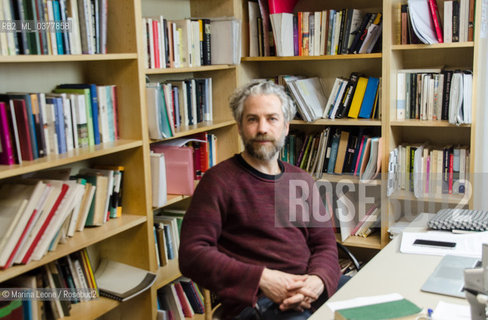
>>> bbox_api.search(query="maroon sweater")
[179,155,340,318]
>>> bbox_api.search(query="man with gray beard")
[179,81,340,320]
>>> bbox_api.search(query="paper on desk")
[432,301,470,320]
[326,293,404,312]
[400,231,488,258]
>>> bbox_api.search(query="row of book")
[400,0,475,45]
[388,144,470,198]
[0,84,119,165]
[1,248,99,320]
[2,247,156,319]
[282,128,382,181]
[153,210,184,267]
[278,73,381,122]
[248,0,383,57]
[146,78,212,139]
[0,0,108,56]
[0,166,123,270]
[151,133,217,207]
[349,203,380,238]
[157,278,205,320]
[142,16,241,68]
[396,69,472,125]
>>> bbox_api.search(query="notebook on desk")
[421,254,481,298]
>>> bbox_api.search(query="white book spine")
[397,72,406,120]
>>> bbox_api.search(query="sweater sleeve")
[178,170,264,307]
[305,184,341,298]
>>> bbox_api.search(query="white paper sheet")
[326,293,404,312]
[400,231,488,258]
[432,301,471,320]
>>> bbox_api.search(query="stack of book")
[142,16,241,68]
[401,0,475,44]
[0,84,119,165]
[157,278,205,320]
[2,248,98,319]
[279,73,381,122]
[153,210,184,267]
[387,144,470,198]
[283,128,382,181]
[0,166,124,269]
[146,78,212,139]
[248,1,382,57]
[396,68,472,125]
[0,0,108,56]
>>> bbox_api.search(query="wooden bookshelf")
[391,42,475,50]
[290,119,382,126]
[145,64,236,74]
[0,140,142,180]
[154,259,182,290]
[390,120,471,127]
[0,53,138,63]
[64,297,120,320]
[385,0,482,248]
[241,53,382,62]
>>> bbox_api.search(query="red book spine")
[12,99,34,161]
[428,0,444,43]
[174,282,193,317]
[448,153,454,194]
[1,208,39,269]
[298,12,303,56]
[152,20,160,69]
[0,102,15,165]
[21,184,69,264]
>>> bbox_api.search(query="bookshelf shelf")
[0,53,138,63]
[0,140,143,180]
[290,119,382,127]
[241,53,382,62]
[155,259,182,290]
[388,190,469,205]
[150,120,236,143]
[336,233,381,250]
[390,120,471,127]
[392,42,475,50]
[64,297,120,320]
[145,64,236,74]
[318,174,381,185]
[0,214,147,283]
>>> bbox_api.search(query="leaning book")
[94,258,156,301]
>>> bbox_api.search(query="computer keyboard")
[428,208,488,231]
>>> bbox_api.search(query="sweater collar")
[235,154,284,180]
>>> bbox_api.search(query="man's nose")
[257,118,269,134]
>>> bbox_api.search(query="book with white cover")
[291,77,327,122]
[94,258,156,302]
[151,152,167,207]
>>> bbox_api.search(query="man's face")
[238,94,289,161]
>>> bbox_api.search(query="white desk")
[311,214,469,319]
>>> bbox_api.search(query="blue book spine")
[88,85,101,144]
[52,0,65,55]
[358,77,380,118]
[53,97,67,154]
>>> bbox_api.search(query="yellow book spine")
[347,77,369,118]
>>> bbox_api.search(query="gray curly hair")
[229,80,296,124]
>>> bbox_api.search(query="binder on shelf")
[94,258,156,302]
[150,145,194,196]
